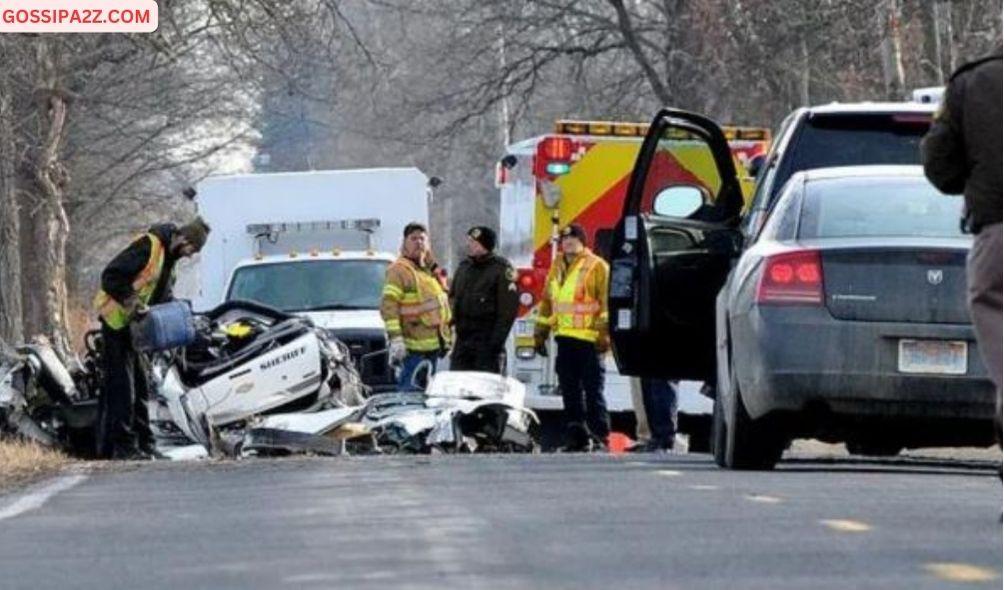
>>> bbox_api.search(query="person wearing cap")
[93,217,211,459]
[449,226,519,373]
[381,222,452,390]
[535,223,612,452]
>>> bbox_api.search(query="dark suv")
[743,102,935,237]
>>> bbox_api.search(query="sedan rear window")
[799,177,965,239]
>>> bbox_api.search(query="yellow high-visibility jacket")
[92,233,166,330]
[380,256,452,352]
[536,248,609,345]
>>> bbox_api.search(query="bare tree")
[0,41,24,346]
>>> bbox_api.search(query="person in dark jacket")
[921,54,1002,445]
[93,219,210,459]
[449,226,519,373]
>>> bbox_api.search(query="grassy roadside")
[0,439,71,492]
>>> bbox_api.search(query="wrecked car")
[1,300,539,459]
[242,371,540,456]
[1,300,364,458]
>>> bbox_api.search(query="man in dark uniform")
[449,226,519,373]
[921,54,1002,445]
[93,218,210,459]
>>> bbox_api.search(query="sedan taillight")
[756,250,823,305]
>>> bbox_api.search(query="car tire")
[712,392,728,467]
[722,362,784,470]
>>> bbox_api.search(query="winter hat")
[559,223,588,244]
[403,222,428,238]
[178,217,211,251]
[467,226,497,252]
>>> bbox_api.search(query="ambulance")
[497,119,769,441]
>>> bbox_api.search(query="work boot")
[139,441,169,460]
[559,423,591,452]
[109,441,152,461]
[630,437,675,453]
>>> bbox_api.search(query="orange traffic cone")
[607,432,634,454]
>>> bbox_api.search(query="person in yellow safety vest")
[534,223,612,452]
[380,222,452,391]
[92,219,210,460]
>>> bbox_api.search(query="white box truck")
[177,167,430,391]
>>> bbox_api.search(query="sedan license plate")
[898,340,967,375]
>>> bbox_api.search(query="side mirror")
[653,185,705,218]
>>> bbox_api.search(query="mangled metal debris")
[1,300,539,460]
[239,373,539,457]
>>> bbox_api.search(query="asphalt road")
[0,452,1000,590]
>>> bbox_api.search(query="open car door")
[609,109,744,381]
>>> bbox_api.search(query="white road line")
[745,494,782,504]
[820,519,872,533]
[655,469,683,477]
[0,473,88,522]
[923,562,997,583]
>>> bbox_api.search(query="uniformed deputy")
[921,54,1002,444]
[93,218,210,459]
[535,223,611,452]
[449,226,519,374]
[380,222,452,391]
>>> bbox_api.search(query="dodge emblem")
[927,269,944,286]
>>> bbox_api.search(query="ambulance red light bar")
[555,119,770,142]
[541,136,573,161]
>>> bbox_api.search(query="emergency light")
[541,137,573,161]
[545,162,571,176]
[555,119,770,142]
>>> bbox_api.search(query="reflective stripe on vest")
[549,254,602,341]
[392,259,452,350]
[93,233,166,330]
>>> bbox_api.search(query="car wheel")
[723,362,784,470]
[845,441,902,457]
[712,392,728,467]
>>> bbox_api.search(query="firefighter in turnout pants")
[381,222,452,391]
[535,223,612,452]
[93,218,210,459]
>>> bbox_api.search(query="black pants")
[642,379,678,447]
[451,336,504,374]
[97,323,152,457]
[556,336,609,442]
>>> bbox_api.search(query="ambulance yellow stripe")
[534,142,640,250]
[533,140,728,251]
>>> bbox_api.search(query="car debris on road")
[1,301,539,460]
